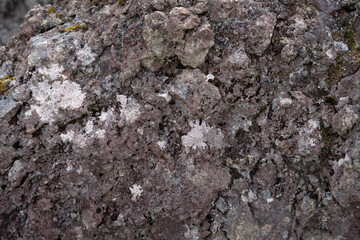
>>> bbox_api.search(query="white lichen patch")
[8,160,23,182]
[61,130,87,148]
[334,41,349,52]
[298,119,321,155]
[325,47,336,60]
[279,97,293,106]
[117,95,141,124]
[99,108,115,123]
[96,129,106,139]
[76,44,97,66]
[61,120,107,148]
[241,189,257,203]
[37,63,66,81]
[184,225,200,240]
[85,120,94,134]
[341,108,359,133]
[182,120,208,150]
[182,120,224,150]
[29,80,86,123]
[130,184,143,201]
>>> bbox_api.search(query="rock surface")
[0,0,360,239]
[0,0,54,46]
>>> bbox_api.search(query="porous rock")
[0,0,359,239]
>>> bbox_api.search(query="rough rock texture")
[0,0,360,239]
[0,0,54,46]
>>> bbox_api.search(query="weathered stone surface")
[0,0,359,239]
[246,13,277,56]
[0,0,53,46]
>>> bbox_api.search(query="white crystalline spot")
[85,120,94,134]
[99,111,109,122]
[38,63,67,81]
[76,166,83,174]
[61,122,107,148]
[66,160,73,172]
[8,160,23,182]
[248,190,257,202]
[241,195,249,203]
[206,73,215,81]
[30,80,86,123]
[116,94,127,105]
[267,198,274,203]
[241,190,257,203]
[99,108,115,126]
[116,95,141,123]
[182,120,209,150]
[158,92,171,102]
[100,5,111,15]
[157,140,167,150]
[61,130,75,142]
[66,164,73,172]
[309,138,316,147]
[76,44,97,66]
[325,48,335,60]
[96,129,106,139]
[137,128,144,135]
[279,98,293,106]
[337,154,351,166]
[130,184,143,201]
[25,110,32,117]
[308,119,319,130]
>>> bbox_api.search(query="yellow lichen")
[345,163,360,173]
[55,14,63,19]
[0,75,16,93]
[63,24,88,32]
[119,0,127,6]
[49,6,56,14]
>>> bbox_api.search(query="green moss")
[328,49,360,88]
[0,75,16,93]
[332,23,359,51]
[119,0,127,6]
[63,24,88,32]
[344,25,358,50]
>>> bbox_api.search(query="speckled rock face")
[0,0,360,239]
[0,0,54,46]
